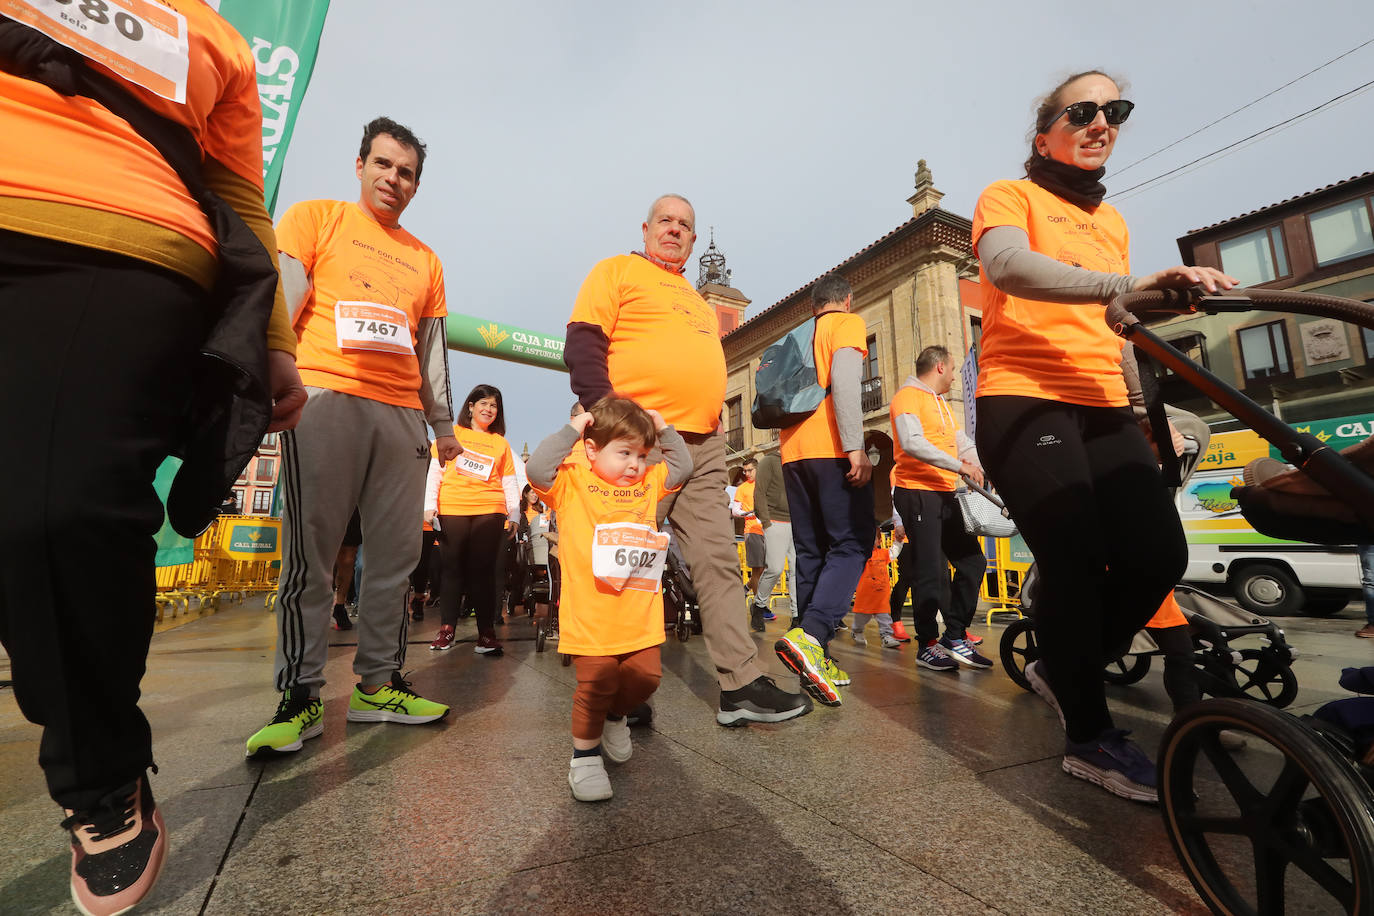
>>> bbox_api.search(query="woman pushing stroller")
[972,69,1236,802]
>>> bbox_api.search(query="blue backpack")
[751,315,833,430]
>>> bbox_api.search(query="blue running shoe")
[915,640,959,672]
[938,635,993,669]
[1062,729,1157,803]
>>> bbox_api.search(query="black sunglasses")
[1047,99,1135,129]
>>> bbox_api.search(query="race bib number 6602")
[592,523,669,594]
[2,0,190,103]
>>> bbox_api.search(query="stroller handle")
[1104,286,1374,532]
[1106,286,1374,333]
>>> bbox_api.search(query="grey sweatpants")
[656,429,764,692]
[753,521,795,614]
[274,388,430,692]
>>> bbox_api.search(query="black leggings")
[976,396,1186,743]
[438,513,506,635]
[889,541,914,622]
[1147,624,1202,712]
[409,530,440,596]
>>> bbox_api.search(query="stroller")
[997,411,1300,711]
[661,524,704,643]
[1001,577,1300,710]
[1106,287,1374,916]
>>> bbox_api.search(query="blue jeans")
[1359,544,1374,624]
[783,458,877,647]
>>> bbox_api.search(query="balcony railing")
[861,377,885,413]
[725,427,744,453]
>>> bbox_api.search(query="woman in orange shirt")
[426,385,521,655]
[971,70,1234,803]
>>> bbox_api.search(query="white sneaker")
[881,634,902,649]
[602,716,632,763]
[568,755,613,801]
[851,629,867,646]
[1025,660,1065,729]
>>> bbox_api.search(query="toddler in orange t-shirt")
[850,533,900,649]
[526,396,693,802]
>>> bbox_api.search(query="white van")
[1178,422,1363,617]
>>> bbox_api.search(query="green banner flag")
[446,313,568,373]
[212,0,331,213]
[155,1,330,567]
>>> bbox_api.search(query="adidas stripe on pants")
[274,387,430,692]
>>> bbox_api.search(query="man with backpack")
[771,274,875,707]
[565,194,812,728]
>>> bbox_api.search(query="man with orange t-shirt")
[247,117,460,760]
[0,4,306,911]
[773,275,876,708]
[732,457,769,630]
[565,194,811,728]
[890,346,991,674]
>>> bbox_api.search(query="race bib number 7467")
[2,0,190,103]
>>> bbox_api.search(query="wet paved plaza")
[3,596,1370,914]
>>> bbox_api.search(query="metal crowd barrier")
[155,514,282,628]
[980,535,1029,625]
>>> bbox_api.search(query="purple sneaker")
[1062,729,1158,803]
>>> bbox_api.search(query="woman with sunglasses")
[971,70,1235,802]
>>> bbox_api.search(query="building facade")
[1163,171,1374,428]
[230,433,282,516]
[715,162,982,493]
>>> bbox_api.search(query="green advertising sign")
[227,524,279,557]
[212,0,331,214]
[1278,413,1374,456]
[446,313,568,373]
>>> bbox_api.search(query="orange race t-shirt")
[435,427,514,516]
[852,543,892,613]
[1146,589,1187,629]
[890,384,961,492]
[971,179,1130,408]
[780,312,868,463]
[532,461,679,656]
[279,200,447,409]
[735,479,764,536]
[569,254,727,433]
[0,0,262,256]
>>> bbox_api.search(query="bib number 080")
[53,0,144,40]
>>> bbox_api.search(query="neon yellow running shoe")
[246,688,322,759]
[824,656,851,687]
[346,672,449,724]
[773,627,841,706]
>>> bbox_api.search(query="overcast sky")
[273,0,1374,454]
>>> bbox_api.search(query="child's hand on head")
[645,409,667,433]
[571,411,594,435]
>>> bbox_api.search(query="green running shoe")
[347,672,449,724]
[246,687,322,759]
[824,656,851,687]
[774,627,841,706]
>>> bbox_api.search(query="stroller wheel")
[560,652,571,667]
[1159,698,1374,916]
[675,622,691,643]
[1102,652,1152,686]
[999,617,1038,691]
[1230,648,1300,709]
[535,620,547,653]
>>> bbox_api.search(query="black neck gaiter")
[1026,155,1106,211]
